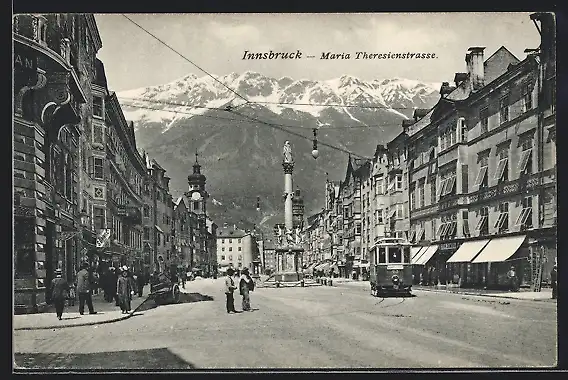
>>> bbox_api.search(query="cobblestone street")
[14,279,557,370]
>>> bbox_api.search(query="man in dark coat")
[551,264,557,299]
[50,268,70,320]
[136,270,145,297]
[76,262,97,315]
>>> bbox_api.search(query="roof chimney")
[466,47,485,91]
[401,119,415,132]
[439,82,456,97]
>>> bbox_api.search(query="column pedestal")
[274,246,304,282]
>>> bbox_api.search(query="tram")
[369,237,413,297]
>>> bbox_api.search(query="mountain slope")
[117,72,441,231]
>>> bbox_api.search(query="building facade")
[143,158,173,274]
[216,226,256,274]
[13,14,101,313]
[101,86,145,273]
[311,13,555,289]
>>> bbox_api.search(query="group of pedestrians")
[224,267,255,313]
[48,262,148,320]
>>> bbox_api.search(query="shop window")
[15,218,35,276]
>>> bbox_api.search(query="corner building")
[406,13,556,289]
[13,14,101,313]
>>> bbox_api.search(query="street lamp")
[311,128,319,159]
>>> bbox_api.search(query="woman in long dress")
[239,267,254,311]
[117,268,133,314]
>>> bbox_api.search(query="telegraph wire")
[230,109,371,160]
[120,101,372,160]
[121,14,250,104]
[119,96,407,130]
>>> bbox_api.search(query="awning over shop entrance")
[411,246,425,261]
[446,239,490,263]
[411,246,428,264]
[472,235,526,264]
[414,245,439,266]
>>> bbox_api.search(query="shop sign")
[14,44,37,74]
[440,242,458,251]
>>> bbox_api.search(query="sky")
[94,13,541,92]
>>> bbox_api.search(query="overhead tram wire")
[120,15,379,160]
[121,14,250,105]
[120,101,371,160]
[230,109,371,160]
[119,96,409,130]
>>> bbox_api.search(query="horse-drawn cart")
[148,272,181,305]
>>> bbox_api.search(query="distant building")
[216,225,257,274]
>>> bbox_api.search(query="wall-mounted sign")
[14,44,37,74]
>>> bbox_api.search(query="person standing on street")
[136,270,145,297]
[180,270,187,289]
[117,268,133,314]
[239,267,254,311]
[225,268,237,313]
[76,262,97,315]
[507,266,518,292]
[551,264,557,299]
[50,268,70,320]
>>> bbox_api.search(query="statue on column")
[283,141,293,163]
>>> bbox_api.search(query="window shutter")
[88,156,94,177]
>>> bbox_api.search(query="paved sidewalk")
[329,278,557,302]
[14,285,151,331]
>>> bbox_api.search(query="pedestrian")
[125,267,136,301]
[117,268,133,314]
[224,267,237,313]
[107,267,118,303]
[239,267,255,311]
[76,262,97,315]
[136,270,145,297]
[551,264,557,299]
[49,268,70,320]
[507,266,518,292]
[181,270,187,289]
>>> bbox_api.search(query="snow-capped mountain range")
[117,71,441,134]
[115,72,441,231]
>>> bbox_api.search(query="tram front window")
[389,247,402,263]
[403,247,411,263]
[378,248,386,263]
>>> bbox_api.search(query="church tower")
[185,152,208,219]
